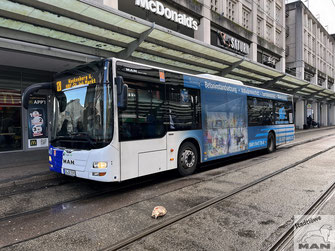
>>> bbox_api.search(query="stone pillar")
[276,50,285,73]
[329,104,335,126]
[249,41,258,62]
[311,70,318,85]
[249,0,258,63]
[195,18,211,44]
[237,1,243,26]
[312,102,318,122]
[295,100,305,129]
[194,0,211,44]
[321,103,328,126]
[296,63,305,80]
[324,76,328,89]
[295,4,304,80]
[103,0,118,9]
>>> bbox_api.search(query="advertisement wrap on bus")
[22,58,294,182]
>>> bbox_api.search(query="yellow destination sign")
[56,73,97,91]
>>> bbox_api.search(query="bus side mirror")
[55,91,67,113]
[115,76,128,110]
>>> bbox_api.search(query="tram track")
[268,181,335,251]
[101,144,335,251]
[1,135,334,249]
[0,139,299,222]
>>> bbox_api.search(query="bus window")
[274,101,293,125]
[166,85,201,131]
[118,80,166,141]
[247,97,274,126]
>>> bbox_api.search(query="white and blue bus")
[23,58,294,182]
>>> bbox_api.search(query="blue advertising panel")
[183,75,293,162]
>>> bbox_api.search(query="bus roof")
[113,58,292,98]
[197,74,244,86]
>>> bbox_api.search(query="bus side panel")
[198,78,249,162]
[166,130,203,170]
[120,137,167,181]
[247,126,268,150]
[247,125,296,151]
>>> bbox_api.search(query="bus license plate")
[64,169,76,176]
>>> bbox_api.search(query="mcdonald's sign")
[0,89,21,106]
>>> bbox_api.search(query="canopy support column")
[117,23,155,59]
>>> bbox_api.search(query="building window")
[265,0,271,15]
[211,0,218,12]
[275,5,281,23]
[275,29,281,46]
[266,23,272,41]
[242,7,250,29]
[226,0,236,21]
[257,17,262,36]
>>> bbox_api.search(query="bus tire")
[177,142,198,176]
[266,132,276,153]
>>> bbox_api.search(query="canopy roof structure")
[0,0,334,102]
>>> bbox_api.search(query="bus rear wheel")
[177,142,198,176]
[266,132,276,153]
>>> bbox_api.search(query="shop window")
[0,89,22,151]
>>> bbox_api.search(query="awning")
[0,0,334,102]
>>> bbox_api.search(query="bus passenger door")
[117,70,167,181]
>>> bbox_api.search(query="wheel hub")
[182,150,195,168]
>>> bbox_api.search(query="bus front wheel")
[177,142,198,176]
[266,132,276,153]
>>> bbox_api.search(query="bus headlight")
[93,162,108,169]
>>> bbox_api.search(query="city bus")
[22,58,294,182]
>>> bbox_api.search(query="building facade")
[106,0,286,71]
[286,0,335,127]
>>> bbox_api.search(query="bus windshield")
[51,62,113,150]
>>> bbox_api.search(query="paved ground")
[0,127,335,250]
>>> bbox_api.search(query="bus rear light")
[170,149,174,152]
[93,162,108,169]
[170,158,174,161]
[49,156,52,162]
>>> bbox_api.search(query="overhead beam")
[306,89,326,100]
[117,23,155,59]
[221,59,244,77]
[261,74,286,88]
[292,84,310,94]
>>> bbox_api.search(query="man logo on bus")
[279,107,286,120]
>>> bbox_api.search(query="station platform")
[1,125,335,190]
